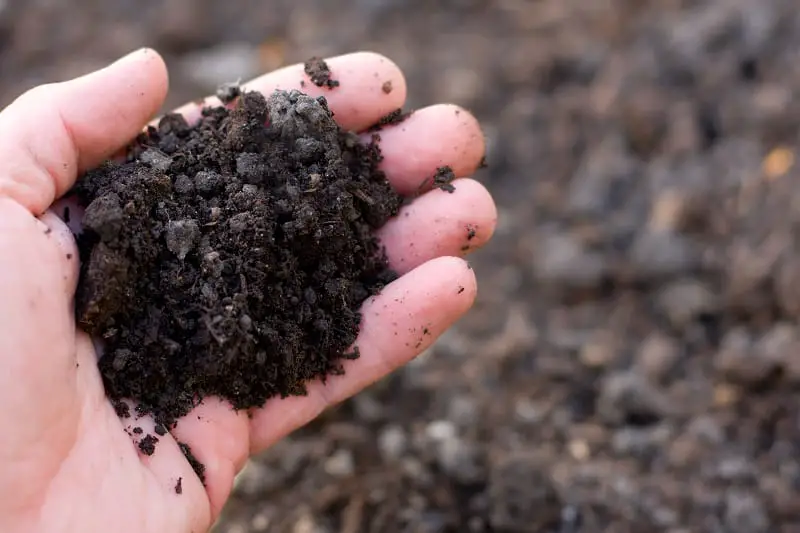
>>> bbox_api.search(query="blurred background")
[4,0,800,531]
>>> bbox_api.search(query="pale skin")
[0,48,497,532]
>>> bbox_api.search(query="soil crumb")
[138,434,159,456]
[368,108,412,132]
[304,57,339,89]
[73,90,403,427]
[433,166,457,193]
[382,80,393,94]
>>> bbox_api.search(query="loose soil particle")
[73,89,403,428]
[432,166,457,193]
[138,434,159,456]
[303,56,339,88]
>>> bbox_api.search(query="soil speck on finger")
[433,166,457,193]
[368,108,413,132]
[304,56,340,88]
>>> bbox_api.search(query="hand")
[0,48,496,532]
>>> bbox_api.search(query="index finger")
[171,51,407,132]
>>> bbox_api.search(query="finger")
[378,179,497,274]
[0,48,168,215]
[168,398,250,521]
[248,256,477,453]
[364,104,485,196]
[172,51,407,132]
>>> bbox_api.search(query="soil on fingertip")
[72,89,403,428]
[368,108,412,132]
[304,56,339,88]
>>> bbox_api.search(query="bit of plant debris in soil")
[304,56,339,88]
[72,89,403,430]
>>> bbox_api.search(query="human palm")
[0,49,496,533]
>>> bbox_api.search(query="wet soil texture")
[73,90,402,427]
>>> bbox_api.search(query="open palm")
[0,49,496,533]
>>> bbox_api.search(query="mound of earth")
[73,89,403,427]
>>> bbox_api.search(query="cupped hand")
[0,48,496,533]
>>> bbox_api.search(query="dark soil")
[432,166,456,193]
[304,56,339,89]
[73,89,402,427]
[5,1,800,531]
[368,108,412,132]
[138,434,159,456]
[180,442,206,484]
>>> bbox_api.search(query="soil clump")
[73,89,403,427]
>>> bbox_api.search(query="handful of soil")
[73,89,403,427]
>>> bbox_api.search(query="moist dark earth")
[3,0,800,532]
[74,89,402,427]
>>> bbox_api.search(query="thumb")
[0,47,168,215]
[0,49,168,505]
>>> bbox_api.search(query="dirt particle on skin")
[154,424,167,436]
[73,90,403,431]
[132,426,143,435]
[304,57,340,89]
[457,286,465,294]
[433,166,457,193]
[175,477,183,495]
[467,225,477,241]
[461,245,471,252]
[44,227,52,235]
[479,155,488,169]
[66,253,73,260]
[138,434,159,456]
[382,80,393,94]
[179,442,206,484]
[369,108,412,132]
